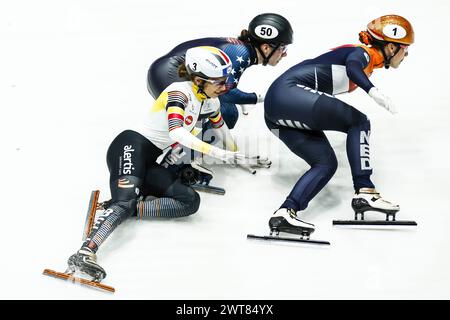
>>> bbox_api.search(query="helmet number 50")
[255,25,279,39]
[260,27,272,36]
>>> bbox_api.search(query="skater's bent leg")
[311,95,375,191]
[271,122,337,211]
[83,176,141,253]
[68,130,159,279]
[82,130,156,252]
[139,182,200,218]
[140,164,200,218]
[283,162,337,211]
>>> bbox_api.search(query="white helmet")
[185,46,232,79]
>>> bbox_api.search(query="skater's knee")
[340,110,370,133]
[316,155,338,177]
[176,187,200,217]
[188,191,201,216]
[118,198,137,211]
[329,154,338,174]
[319,163,337,178]
[329,156,338,175]
[165,180,201,215]
[353,113,370,128]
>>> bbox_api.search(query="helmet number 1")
[383,24,406,39]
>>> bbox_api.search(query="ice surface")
[1,0,450,299]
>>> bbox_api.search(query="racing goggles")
[199,77,228,86]
[399,44,409,53]
[270,44,288,54]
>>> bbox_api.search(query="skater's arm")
[166,99,234,161]
[345,48,375,93]
[219,88,258,104]
[169,126,214,155]
[345,49,397,114]
[208,109,238,152]
[219,44,258,105]
[169,126,237,161]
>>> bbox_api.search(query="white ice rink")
[2,0,450,299]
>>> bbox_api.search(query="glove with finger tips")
[368,87,398,115]
[208,146,239,164]
[255,93,265,104]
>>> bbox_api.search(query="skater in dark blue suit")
[264,15,415,236]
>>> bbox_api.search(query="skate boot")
[67,247,106,281]
[352,188,400,220]
[269,208,315,238]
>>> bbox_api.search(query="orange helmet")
[367,15,414,45]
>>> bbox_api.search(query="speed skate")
[247,233,330,246]
[181,162,226,195]
[42,190,116,293]
[333,188,417,227]
[332,211,417,226]
[191,182,225,195]
[248,208,330,245]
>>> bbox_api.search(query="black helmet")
[248,13,293,46]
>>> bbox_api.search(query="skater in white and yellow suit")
[67,46,245,281]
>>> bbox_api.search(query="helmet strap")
[255,43,279,66]
[196,80,210,98]
[382,43,402,69]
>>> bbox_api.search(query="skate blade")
[83,190,100,241]
[332,220,417,226]
[247,234,330,246]
[43,268,115,293]
[191,184,225,195]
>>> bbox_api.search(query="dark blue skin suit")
[264,45,384,212]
